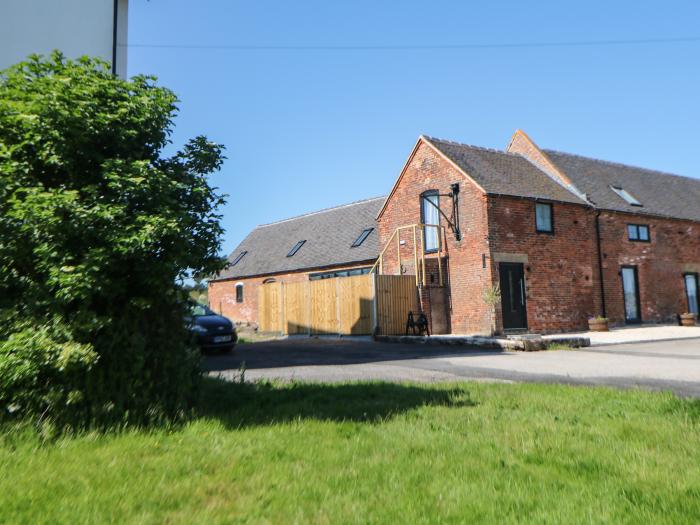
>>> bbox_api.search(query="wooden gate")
[257,274,417,335]
[374,275,420,335]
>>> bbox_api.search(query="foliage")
[0,381,699,523]
[481,283,501,306]
[183,276,208,305]
[589,316,609,322]
[0,52,226,427]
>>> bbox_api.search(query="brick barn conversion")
[209,130,700,335]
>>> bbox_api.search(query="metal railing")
[369,224,446,287]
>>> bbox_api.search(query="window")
[235,283,244,303]
[420,191,440,252]
[610,186,642,206]
[351,228,374,248]
[535,202,553,233]
[627,224,650,242]
[685,273,699,315]
[230,251,247,266]
[308,267,371,281]
[287,240,306,257]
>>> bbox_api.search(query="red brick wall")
[486,196,598,333]
[208,262,373,326]
[598,212,700,325]
[378,140,495,334]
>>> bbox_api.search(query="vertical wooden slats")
[257,274,414,335]
[374,274,420,335]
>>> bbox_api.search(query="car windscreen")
[190,304,215,317]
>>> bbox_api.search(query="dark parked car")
[187,303,237,353]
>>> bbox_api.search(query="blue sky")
[127,0,700,256]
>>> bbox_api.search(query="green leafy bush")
[0,52,226,428]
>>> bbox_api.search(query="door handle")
[520,280,525,306]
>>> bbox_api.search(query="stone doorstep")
[374,334,590,351]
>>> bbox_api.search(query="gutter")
[595,211,607,318]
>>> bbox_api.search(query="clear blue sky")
[127,0,700,256]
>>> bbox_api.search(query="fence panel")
[309,278,339,334]
[257,274,417,335]
[258,282,283,332]
[337,275,375,334]
[375,275,419,335]
[283,281,311,334]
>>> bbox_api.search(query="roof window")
[230,251,247,266]
[351,228,374,248]
[287,240,306,257]
[610,186,642,206]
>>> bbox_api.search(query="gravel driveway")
[204,337,700,398]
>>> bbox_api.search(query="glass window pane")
[638,225,649,241]
[622,268,638,320]
[536,203,552,232]
[422,194,440,251]
[627,225,638,240]
[686,275,699,314]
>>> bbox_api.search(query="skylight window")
[287,240,306,257]
[610,186,642,206]
[351,228,374,248]
[230,251,247,266]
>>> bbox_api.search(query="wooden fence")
[258,274,418,335]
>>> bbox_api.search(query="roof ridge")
[543,148,698,182]
[423,135,522,157]
[256,195,386,228]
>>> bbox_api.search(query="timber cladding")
[257,274,418,336]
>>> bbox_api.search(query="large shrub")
[0,53,226,428]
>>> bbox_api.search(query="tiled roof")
[214,197,384,280]
[424,137,588,205]
[543,150,700,222]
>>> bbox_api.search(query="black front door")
[499,263,527,330]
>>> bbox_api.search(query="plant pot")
[588,319,609,332]
[680,313,697,327]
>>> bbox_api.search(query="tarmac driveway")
[204,337,700,398]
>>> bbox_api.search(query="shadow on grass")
[197,377,476,428]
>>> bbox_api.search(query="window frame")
[420,190,440,254]
[351,228,374,248]
[610,186,643,207]
[287,240,306,257]
[235,283,244,303]
[684,272,699,315]
[627,224,650,243]
[230,251,247,266]
[308,267,371,281]
[535,202,554,234]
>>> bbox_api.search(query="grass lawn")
[1,380,699,524]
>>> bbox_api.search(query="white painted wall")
[0,0,128,78]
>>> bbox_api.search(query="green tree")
[0,52,227,428]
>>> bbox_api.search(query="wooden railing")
[369,224,446,287]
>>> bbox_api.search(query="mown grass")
[1,380,699,524]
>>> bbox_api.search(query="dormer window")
[610,186,642,206]
[230,251,247,266]
[351,228,373,248]
[287,240,306,257]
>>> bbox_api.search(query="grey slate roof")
[424,136,587,205]
[215,197,384,280]
[543,150,700,222]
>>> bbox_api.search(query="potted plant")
[680,313,697,326]
[588,316,609,332]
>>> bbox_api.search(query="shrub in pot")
[588,316,609,332]
[680,313,697,327]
